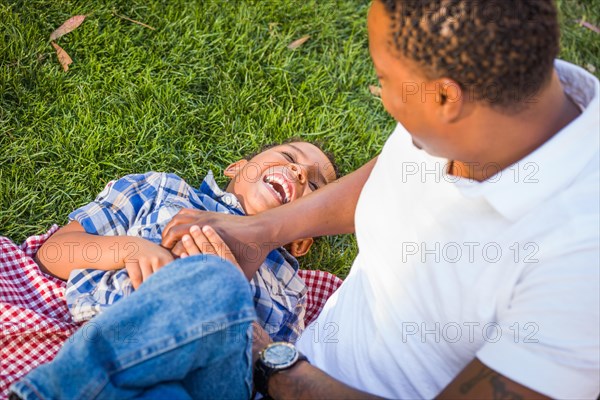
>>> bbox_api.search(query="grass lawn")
[1,0,599,277]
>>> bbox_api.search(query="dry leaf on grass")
[586,63,596,74]
[576,19,600,34]
[268,22,280,37]
[112,11,156,30]
[51,41,72,72]
[287,35,310,50]
[49,15,86,41]
[369,85,382,97]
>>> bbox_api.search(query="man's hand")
[124,238,174,289]
[161,209,278,280]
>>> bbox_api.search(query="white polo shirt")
[296,60,600,399]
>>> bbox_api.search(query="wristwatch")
[253,341,308,397]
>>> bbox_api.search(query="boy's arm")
[37,172,178,284]
[162,157,378,279]
[35,221,173,286]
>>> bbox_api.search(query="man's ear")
[288,238,314,257]
[436,78,465,123]
[224,160,248,178]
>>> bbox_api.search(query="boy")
[35,140,338,342]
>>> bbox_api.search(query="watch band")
[253,351,308,396]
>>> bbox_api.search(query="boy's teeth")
[266,175,291,203]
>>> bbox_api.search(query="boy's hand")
[180,225,244,275]
[162,209,256,257]
[124,238,174,289]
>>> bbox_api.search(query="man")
[163,0,599,398]
[12,0,599,398]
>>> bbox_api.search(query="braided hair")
[380,0,560,112]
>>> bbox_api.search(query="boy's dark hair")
[244,137,340,181]
[380,0,560,112]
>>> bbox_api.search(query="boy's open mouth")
[263,173,293,204]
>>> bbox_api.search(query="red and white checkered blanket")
[0,227,343,396]
[0,226,80,396]
[297,269,343,326]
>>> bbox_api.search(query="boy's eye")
[281,150,319,191]
[281,151,296,163]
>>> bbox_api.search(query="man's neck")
[451,70,581,181]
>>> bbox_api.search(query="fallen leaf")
[576,19,600,34]
[369,85,382,97]
[51,41,72,72]
[112,11,156,30]
[586,63,596,74]
[287,35,310,50]
[268,22,280,37]
[49,15,86,41]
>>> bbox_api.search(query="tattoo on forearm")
[490,376,523,400]
[460,367,523,400]
[459,367,494,394]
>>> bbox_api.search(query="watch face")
[262,342,298,368]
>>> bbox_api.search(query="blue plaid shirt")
[65,171,306,342]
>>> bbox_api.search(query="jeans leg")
[10,255,256,400]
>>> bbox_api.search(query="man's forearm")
[268,361,383,400]
[262,157,378,246]
[160,157,378,277]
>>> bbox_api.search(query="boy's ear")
[288,237,314,257]
[224,160,248,178]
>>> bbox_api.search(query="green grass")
[1,0,598,278]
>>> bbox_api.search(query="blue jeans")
[10,255,256,400]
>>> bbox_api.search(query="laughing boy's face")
[224,142,337,215]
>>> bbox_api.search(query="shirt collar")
[198,170,246,215]
[456,60,600,221]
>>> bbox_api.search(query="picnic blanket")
[0,227,342,396]
[0,225,79,396]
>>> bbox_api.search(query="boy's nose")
[288,163,306,185]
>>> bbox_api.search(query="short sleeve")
[69,172,163,236]
[476,246,600,399]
